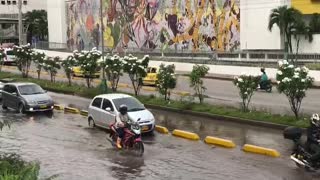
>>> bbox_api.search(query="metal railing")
[32,41,320,62]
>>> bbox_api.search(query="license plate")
[40,105,47,109]
[141,126,149,131]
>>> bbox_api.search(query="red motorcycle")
[108,119,144,156]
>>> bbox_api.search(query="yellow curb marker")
[173,91,191,96]
[172,129,200,141]
[54,104,64,111]
[142,86,157,92]
[64,107,80,114]
[242,144,280,157]
[155,125,169,134]
[204,136,236,148]
[80,110,88,117]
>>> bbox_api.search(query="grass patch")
[306,63,320,71]
[0,71,309,128]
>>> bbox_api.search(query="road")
[2,65,320,115]
[1,92,314,179]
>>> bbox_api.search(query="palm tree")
[24,10,48,43]
[268,6,302,55]
[309,13,320,34]
[290,19,313,65]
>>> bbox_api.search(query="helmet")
[119,104,128,115]
[311,113,320,127]
[260,67,265,73]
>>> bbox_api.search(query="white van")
[4,48,16,65]
[88,94,155,133]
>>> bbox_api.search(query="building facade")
[47,0,320,53]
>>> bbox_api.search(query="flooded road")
[0,93,319,179]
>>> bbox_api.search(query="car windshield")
[113,97,145,112]
[18,84,45,95]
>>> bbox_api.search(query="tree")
[290,19,313,65]
[13,44,33,78]
[73,48,101,88]
[233,74,258,112]
[61,55,76,86]
[157,64,177,101]
[31,51,46,79]
[43,56,61,83]
[268,6,302,56]
[103,54,124,92]
[25,10,48,42]
[189,65,210,103]
[123,54,149,96]
[276,60,313,119]
[309,13,320,34]
[0,48,5,72]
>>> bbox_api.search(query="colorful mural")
[67,0,240,52]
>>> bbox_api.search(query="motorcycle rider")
[115,104,130,149]
[259,67,269,89]
[305,113,320,166]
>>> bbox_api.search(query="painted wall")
[240,0,287,50]
[47,0,67,47]
[291,0,320,14]
[66,0,240,52]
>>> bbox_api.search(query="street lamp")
[99,0,107,93]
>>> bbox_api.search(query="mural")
[67,0,240,53]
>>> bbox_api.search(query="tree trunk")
[68,77,72,86]
[86,78,91,88]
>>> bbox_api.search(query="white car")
[4,48,16,65]
[88,94,155,133]
[0,82,4,100]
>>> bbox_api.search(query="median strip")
[142,86,157,92]
[64,107,80,114]
[242,144,280,157]
[118,83,130,88]
[80,110,88,117]
[204,136,236,148]
[172,91,191,96]
[155,125,169,134]
[172,129,200,141]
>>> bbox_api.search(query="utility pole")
[18,0,23,45]
[99,0,107,93]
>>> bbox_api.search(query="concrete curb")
[64,107,80,114]
[54,104,64,111]
[155,125,169,134]
[204,136,236,148]
[80,110,88,117]
[144,104,289,130]
[242,144,280,157]
[142,86,157,92]
[172,129,200,141]
[172,91,191,96]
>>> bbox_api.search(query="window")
[102,99,114,111]
[18,84,44,95]
[1,1,5,5]
[3,85,16,94]
[6,0,11,5]
[12,0,16,5]
[92,98,102,108]
[113,97,145,112]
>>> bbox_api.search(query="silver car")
[2,83,54,113]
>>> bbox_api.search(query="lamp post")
[99,0,108,93]
[18,0,23,45]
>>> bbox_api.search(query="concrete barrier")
[242,144,280,157]
[155,125,169,134]
[64,107,80,114]
[172,129,200,141]
[54,104,64,110]
[80,110,88,117]
[204,136,236,148]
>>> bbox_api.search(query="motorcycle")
[255,76,272,92]
[109,119,144,156]
[283,126,320,171]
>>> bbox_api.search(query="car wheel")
[88,117,96,128]
[17,103,25,114]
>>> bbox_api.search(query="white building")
[0,0,46,14]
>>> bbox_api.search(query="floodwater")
[0,107,318,180]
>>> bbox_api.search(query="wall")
[47,0,67,48]
[66,0,240,53]
[0,0,46,14]
[291,0,320,14]
[291,34,320,53]
[240,0,288,51]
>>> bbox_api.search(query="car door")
[100,98,116,127]
[90,97,103,126]
[11,86,20,109]
[2,85,13,108]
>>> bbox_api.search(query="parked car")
[71,66,101,78]
[4,48,16,65]
[88,94,155,133]
[2,83,54,113]
[143,66,159,86]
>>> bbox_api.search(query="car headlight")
[28,100,37,105]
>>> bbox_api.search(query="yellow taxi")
[143,66,159,86]
[71,66,101,78]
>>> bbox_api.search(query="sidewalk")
[37,49,320,86]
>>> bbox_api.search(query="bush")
[13,44,33,78]
[189,65,210,103]
[233,73,258,112]
[276,60,313,119]
[156,64,176,101]
[43,56,61,83]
